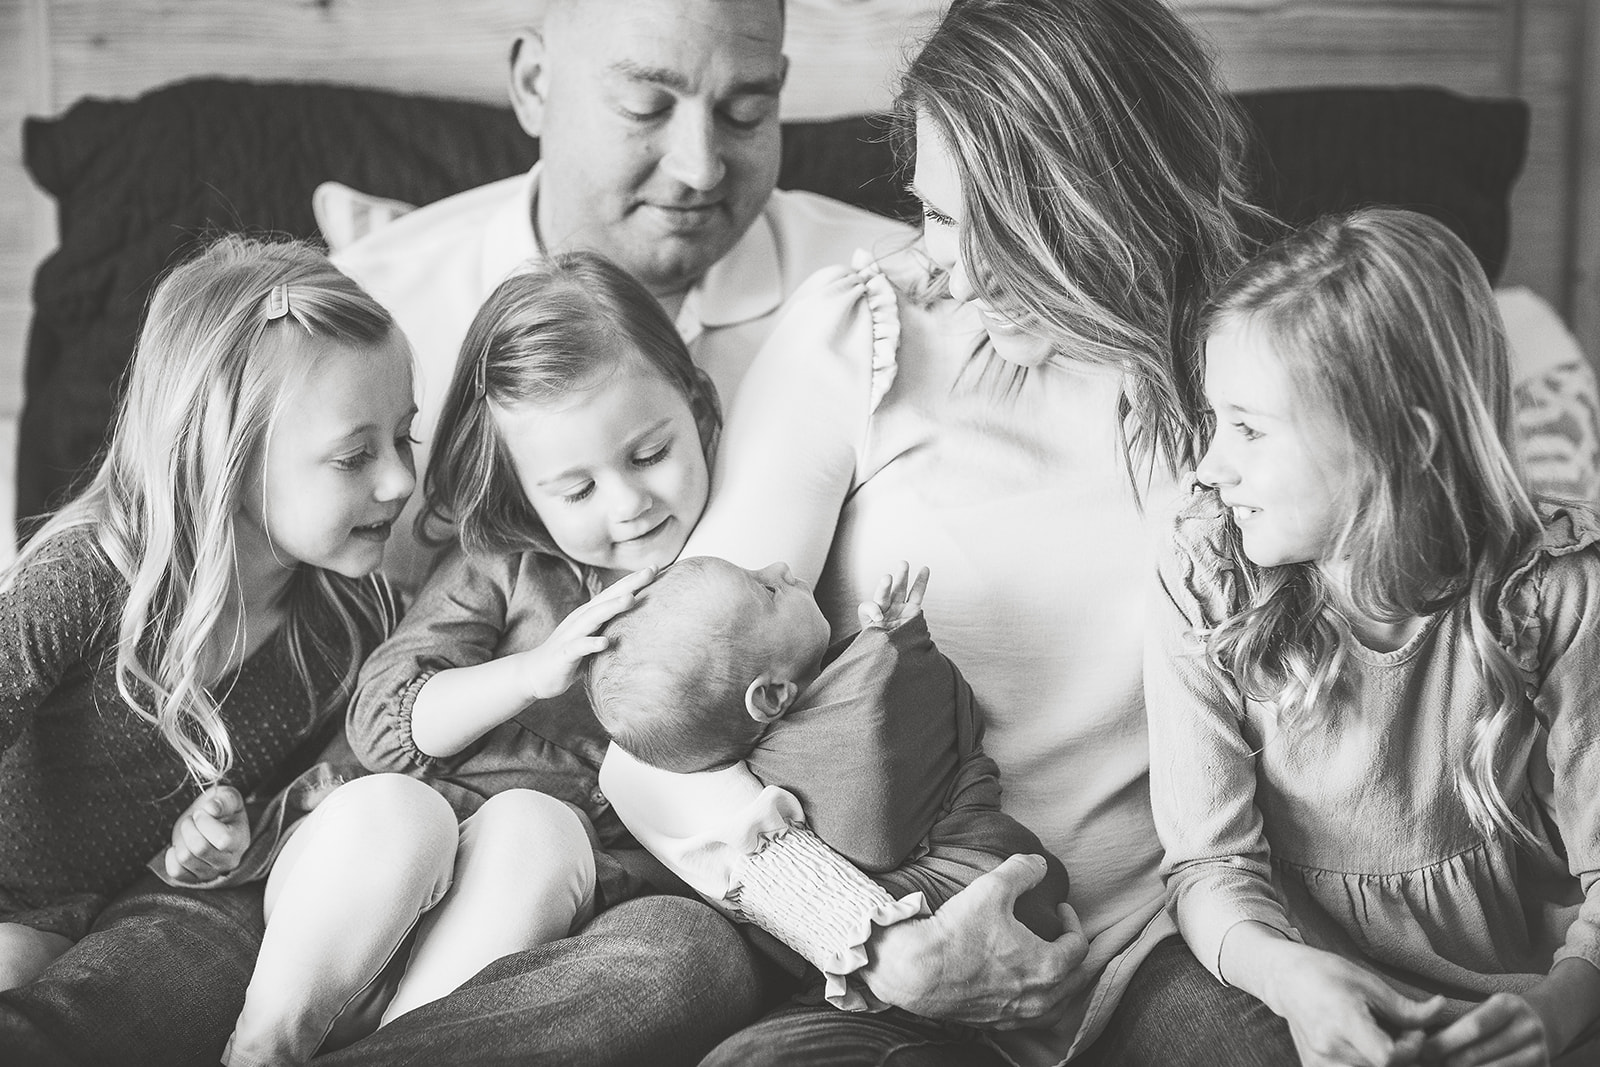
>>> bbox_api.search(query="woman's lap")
[701,936,1295,1067]
[1076,935,1296,1067]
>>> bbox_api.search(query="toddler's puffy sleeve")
[683,255,900,583]
[1145,484,1298,982]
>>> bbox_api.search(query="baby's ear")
[745,675,799,723]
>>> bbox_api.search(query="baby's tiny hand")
[858,562,931,630]
[164,785,249,884]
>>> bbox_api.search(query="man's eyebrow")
[609,60,783,97]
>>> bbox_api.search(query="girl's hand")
[860,854,1091,1028]
[163,786,249,884]
[858,562,931,630]
[1267,947,1447,1066]
[516,566,657,700]
[1420,993,1549,1067]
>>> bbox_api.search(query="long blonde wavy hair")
[1203,208,1543,842]
[6,235,401,788]
[898,0,1264,480]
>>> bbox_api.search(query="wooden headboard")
[3,0,1596,430]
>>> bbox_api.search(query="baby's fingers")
[902,565,931,612]
[868,571,895,610]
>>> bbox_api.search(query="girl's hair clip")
[473,344,489,399]
[265,284,291,322]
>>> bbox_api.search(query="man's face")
[529,0,786,302]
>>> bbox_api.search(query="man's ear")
[745,674,799,724]
[508,31,550,138]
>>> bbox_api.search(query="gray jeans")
[0,874,765,1067]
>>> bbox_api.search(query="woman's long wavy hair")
[1204,208,1542,842]
[420,250,721,561]
[898,0,1264,481]
[6,235,402,788]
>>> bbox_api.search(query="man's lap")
[0,878,764,1067]
[0,873,266,1067]
[699,935,1296,1067]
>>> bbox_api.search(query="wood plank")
[1572,0,1600,362]
[1,0,56,423]
[1188,6,1511,93]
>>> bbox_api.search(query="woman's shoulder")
[752,253,913,416]
[1152,478,1241,627]
[1160,478,1234,567]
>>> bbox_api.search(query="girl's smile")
[237,331,417,582]
[1197,313,1361,572]
[491,352,710,577]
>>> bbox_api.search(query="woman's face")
[911,112,1054,368]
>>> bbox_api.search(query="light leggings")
[222,773,596,1067]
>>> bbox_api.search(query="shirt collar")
[484,165,783,336]
[479,165,543,290]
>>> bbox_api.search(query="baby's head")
[586,556,832,772]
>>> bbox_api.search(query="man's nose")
[660,110,726,192]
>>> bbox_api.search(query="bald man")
[0,4,903,1064]
[336,0,914,588]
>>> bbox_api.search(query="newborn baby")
[586,556,1070,942]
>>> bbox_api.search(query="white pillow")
[313,181,417,253]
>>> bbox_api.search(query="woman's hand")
[860,854,1091,1028]
[1418,993,1548,1067]
[513,565,658,700]
[1264,945,1447,1067]
[163,785,250,884]
[858,562,931,630]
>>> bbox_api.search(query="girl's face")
[911,111,1054,369]
[238,331,418,580]
[1196,314,1362,572]
[493,354,710,576]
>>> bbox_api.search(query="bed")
[3,0,1598,562]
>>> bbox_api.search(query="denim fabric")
[0,882,762,1067]
[0,874,266,1067]
[1074,936,1297,1067]
[700,1002,1007,1067]
[314,894,766,1066]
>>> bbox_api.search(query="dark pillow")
[1235,87,1527,282]
[17,78,1526,536]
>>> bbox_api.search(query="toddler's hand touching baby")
[164,785,250,884]
[518,565,658,700]
[859,562,931,630]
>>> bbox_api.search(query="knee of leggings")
[318,773,458,857]
[469,790,593,866]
